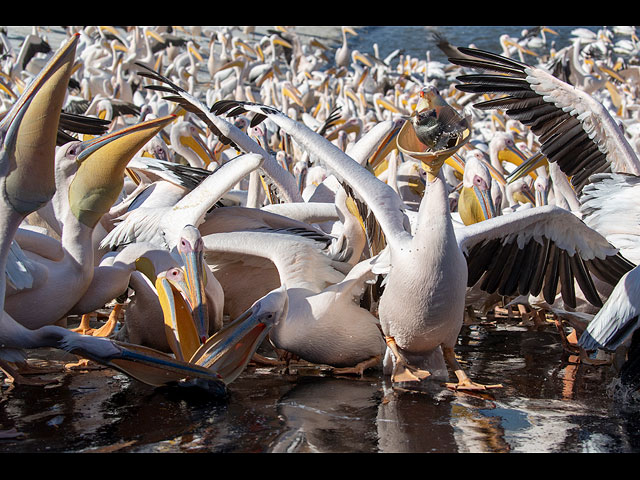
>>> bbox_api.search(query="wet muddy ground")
[2,314,640,453]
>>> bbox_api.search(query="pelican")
[169,120,215,168]
[5,115,175,329]
[100,152,264,251]
[204,96,633,391]
[335,27,357,69]
[202,231,385,374]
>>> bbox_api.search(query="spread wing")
[450,47,640,193]
[457,205,635,308]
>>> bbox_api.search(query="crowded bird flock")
[2,25,640,401]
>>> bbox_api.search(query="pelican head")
[458,155,497,225]
[171,120,213,168]
[1,33,79,215]
[507,177,535,206]
[490,132,532,177]
[66,115,175,228]
[534,174,550,206]
[176,225,209,344]
[156,267,202,362]
[397,86,470,179]
[189,285,289,385]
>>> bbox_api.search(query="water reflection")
[1,322,640,453]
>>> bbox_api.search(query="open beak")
[156,271,202,362]
[1,33,79,215]
[189,286,289,385]
[68,115,175,227]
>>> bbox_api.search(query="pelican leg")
[385,336,432,383]
[442,345,503,391]
[70,313,96,335]
[92,303,123,338]
[553,317,581,355]
[332,355,382,377]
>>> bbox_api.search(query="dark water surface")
[2,319,638,453]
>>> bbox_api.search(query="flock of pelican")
[2,25,640,400]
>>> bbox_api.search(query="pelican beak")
[506,151,547,184]
[156,271,202,362]
[505,38,538,57]
[68,115,175,228]
[235,39,257,57]
[535,185,549,206]
[135,256,157,283]
[353,51,373,67]
[459,178,496,225]
[445,154,466,181]
[179,128,212,166]
[177,235,209,344]
[189,286,289,385]
[145,28,165,44]
[599,64,626,84]
[0,33,79,215]
[542,27,559,36]
[71,335,224,390]
[282,84,304,108]
[189,44,204,63]
[368,119,403,175]
[497,142,532,174]
[272,36,293,50]
[344,27,358,37]
[375,96,401,114]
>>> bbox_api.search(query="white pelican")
[5,115,175,329]
[100,152,264,250]
[169,120,214,168]
[202,231,385,374]
[335,27,358,69]
[203,97,633,392]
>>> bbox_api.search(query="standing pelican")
[205,97,633,391]
[335,27,357,69]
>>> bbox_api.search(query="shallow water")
[2,318,638,453]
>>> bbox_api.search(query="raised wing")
[450,47,640,193]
